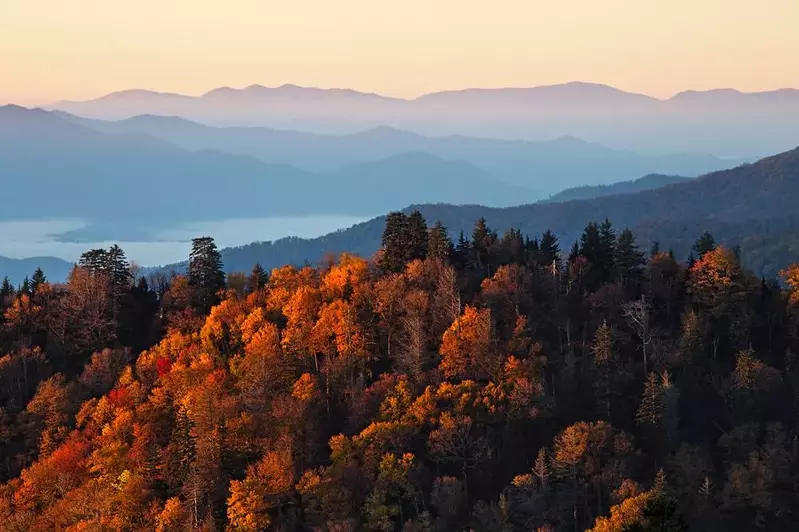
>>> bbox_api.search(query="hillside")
[0,256,73,286]
[57,112,739,193]
[543,174,692,202]
[157,147,799,278]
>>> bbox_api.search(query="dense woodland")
[3,211,799,531]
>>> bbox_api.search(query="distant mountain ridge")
[46,82,799,155]
[543,174,693,203]
[0,105,536,239]
[0,256,73,286]
[56,111,742,194]
[150,147,799,279]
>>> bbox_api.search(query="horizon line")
[40,80,799,107]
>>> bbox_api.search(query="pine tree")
[30,268,46,294]
[692,232,716,259]
[0,277,14,300]
[592,321,615,419]
[106,245,132,293]
[428,221,453,263]
[188,236,226,312]
[539,230,560,266]
[248,263,268,293]
[471,218,495,274]
[79,248,109,273]
[636,372,664,427]
[615,228,646,285]
[453,230,471,270]
[378,212,410,273]
[19,276,31,296]
[406,209,429,262]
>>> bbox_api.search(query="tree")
[0,276,14,301]
[406,209,429,263]
[187,236,225,312]
[592,321,616,419]
[623,296,654,374]
[692,232,716,259]
[247,262,268,293]
[379,212,410,273]
[30,268,47,294]
[539,230,561,267]
[579,222,613,290]
[439,306,495,381]
[428,221,453,263]
[615,229,645,285]
[19,277,31,296]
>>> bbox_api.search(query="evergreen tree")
[79,248,109,273]
[471,218,496,274]
[428,221,453,263]
[106,245,132,293]
[453,230,471,270]
[692,232,716,259]
[568,240,580,263]
[406,209,429,262]
[248,263,268,293]
[188,236,226,312]
[636,372,664,427]
[615,228,646,285]
[599,218,617,281]
[378,212,409,273]
[30,268,46,294]
[539,230,560,266]
[19,276,31,296]
[499,228,524,265]
[0,276,14,300]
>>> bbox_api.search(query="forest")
[2,210,799,531]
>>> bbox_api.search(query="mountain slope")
[58,112,741,193]
[0,106,535,239]
[46,82,799,155]
[157,147,799,278]
[0,256,74,286]
[543,174,693,202]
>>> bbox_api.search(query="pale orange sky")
[1,0,798,105]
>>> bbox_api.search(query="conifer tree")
[692,232,716,259]
[453,230,472,270]
[106,245,132,294]
[248,263,268,293]
[188,236,226,312]
[616,228,646,285]
[0,276,14,300]
[19,276,31,296]
[79,248,109,273]
[30,268,46,294]
[428,221,453,263]
[406,209,429,262]
[636,372,664,427]
[378,211,410,273]
[539,230,561,266]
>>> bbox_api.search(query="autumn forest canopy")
[4,210,799,531]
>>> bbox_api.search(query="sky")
[2,0,798,105]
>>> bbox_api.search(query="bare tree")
[622,295,654,374]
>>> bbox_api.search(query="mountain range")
[0,105,537,239]
[152,146,799,280]
[0,105,741,242]
[47,82,799,156]
[543,174,693,203]
[56,113,738,193]
[6,145,798,285]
